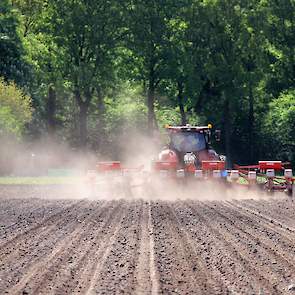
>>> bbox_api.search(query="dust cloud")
[0,133,280,201]
[84,175,277,202]
[82,129,274,202]
[0,135,98,176]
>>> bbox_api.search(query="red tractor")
[152,124,226,178]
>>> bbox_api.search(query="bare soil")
[1,185,295,294]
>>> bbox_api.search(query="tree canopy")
[0,0,293,166]
[0,0,30,85]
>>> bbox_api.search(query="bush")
[0,77,32,138]
[264,89,295,163]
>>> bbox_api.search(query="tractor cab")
[167,125,210,153]
[156,124,221,172]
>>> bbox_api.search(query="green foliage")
[101,84,147,155]
[105,86,147,130]
[0,0,31,85]
[264,0,295,95]
[155,106,181,128]
[49,0,122,89]
[264,89,295,163]
[0,77,32,137]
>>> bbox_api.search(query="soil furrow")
[52,200,127,295]
[0,201,101,293]
[185,201,272,294]
[86,200,142,294]
[0,200,82,249]
[148,201,160,295]
[30,201,123,295]
[133,201,152,294]
[214,202,295,283]
[235,199,295,226]
[6,201,109,295]
[200,201,289,294]
[152,201,205,295]
[132,200,160,295]
[1,187,295,294]
[0,199,76,239]
[188,201,282,294]
[224,201,295,248]
[227,200,295,236]
[172,201,238,294]
[168,202,228,294]
[0,200,88,266]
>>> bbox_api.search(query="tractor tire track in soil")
[1,189,295,294]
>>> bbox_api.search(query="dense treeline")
[0,0,294,166]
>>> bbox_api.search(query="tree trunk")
[223,93,232,167]
[95,87,105,150]
[147,81,156,133]
[79,103,88,147]
[97,88,105,116]
[47,84,56,137]
[177,81,186,125]
[248,82,254,163]
[194,80,212,113]
[74,88,91,148]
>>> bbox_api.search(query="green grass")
[0,176,81,185]
[236,175,288,185]
[230,176,267,185]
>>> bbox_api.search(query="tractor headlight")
[184,152,196,165]
[219,155,226,161]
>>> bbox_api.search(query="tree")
[263,89,295,164]
[263,0,295,96]
[124,0,182,132]
[160,4,191,125]
[0,77,32,137]
[178,0,269,165]
[12,0,69,138]
[0,0,30,85]
[49,0,123,147]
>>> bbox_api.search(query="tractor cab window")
[170,132,206,153]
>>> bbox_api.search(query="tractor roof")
[165,124,211,132]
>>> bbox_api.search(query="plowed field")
[1,185,295,294]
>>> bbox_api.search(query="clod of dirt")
[288,284,295,291]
